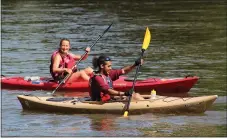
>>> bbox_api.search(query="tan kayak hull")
[17,95,217,114]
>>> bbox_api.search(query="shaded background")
[1,0,226,137]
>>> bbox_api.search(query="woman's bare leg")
[83,67,93,75]
[67,67,93,82]
[66,72,82,83]
[79,70,90,81]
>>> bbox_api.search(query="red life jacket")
[50,50,76,81]
[89,73,112,102]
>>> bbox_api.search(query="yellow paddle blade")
[123,111,128,117]
[142,27,151,50]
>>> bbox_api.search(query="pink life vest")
[50,50,76,80]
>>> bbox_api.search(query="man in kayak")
[50,38,93,82]
[89,55,144,102]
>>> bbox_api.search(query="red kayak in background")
[1,75,199,97]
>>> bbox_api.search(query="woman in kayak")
[89,55,144,102]
[50,38,93,82]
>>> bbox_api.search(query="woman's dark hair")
[59,38,70,46]
[92,55,111,69]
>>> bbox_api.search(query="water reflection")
[89,114,116,131]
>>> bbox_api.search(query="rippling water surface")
[1,0,226,137]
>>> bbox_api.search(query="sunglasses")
[105,57,111,61]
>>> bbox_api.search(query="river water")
[1,0,226,137]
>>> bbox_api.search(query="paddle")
[123,27,151,117]
[51,23,113,95]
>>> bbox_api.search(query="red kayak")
[1,75,198,97]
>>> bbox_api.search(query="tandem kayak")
[1,76,199,97]
[17,94,217,114]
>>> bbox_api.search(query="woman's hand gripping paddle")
[51,23,113,95]
[123,27,151,117]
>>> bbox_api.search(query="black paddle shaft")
[51,23,113,95]
[71,22,113,71]
[124,49,145,111]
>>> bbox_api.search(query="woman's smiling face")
[59,40,70,54]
